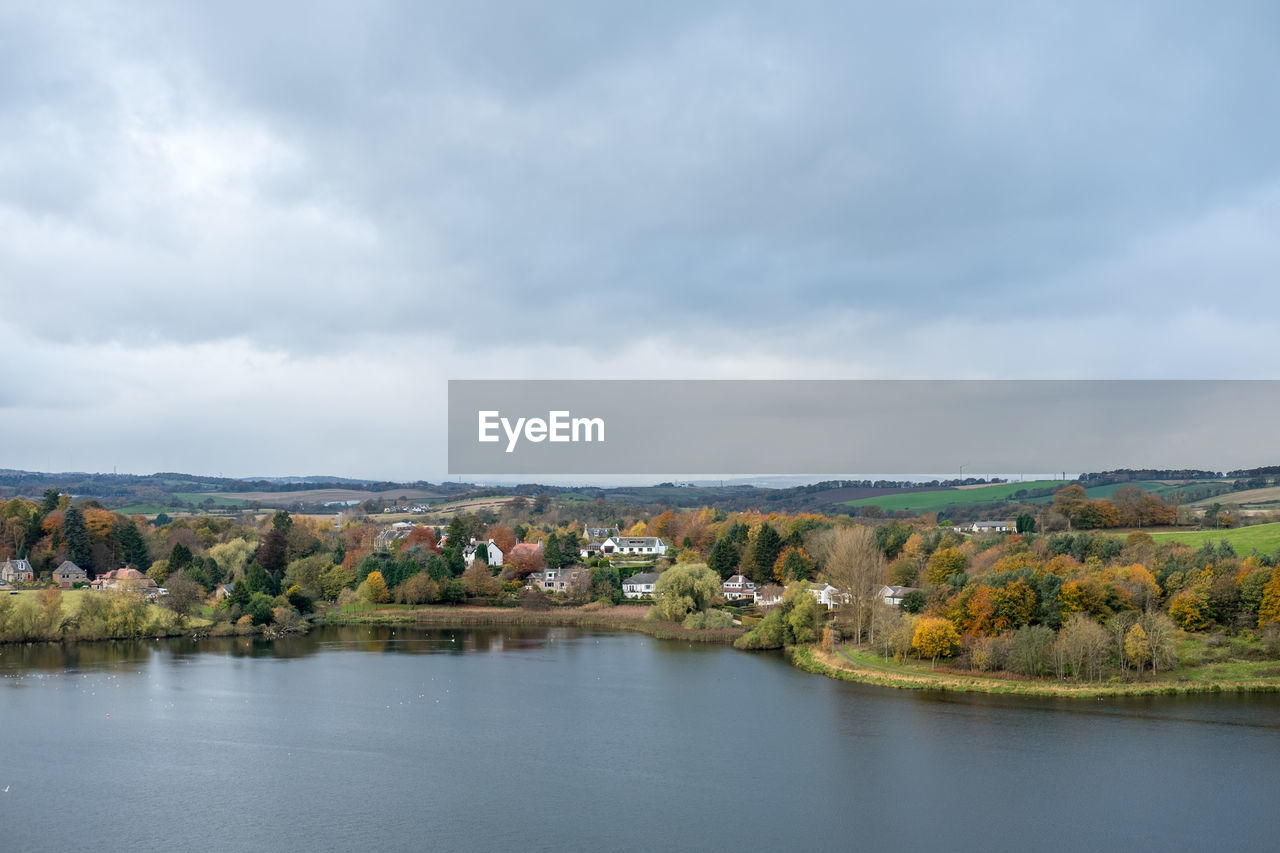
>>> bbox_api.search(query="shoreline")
[789,645,1280,698]
[320,604,744,644]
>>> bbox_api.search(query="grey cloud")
[2,1,1279,358]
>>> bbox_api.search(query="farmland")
[1149,521,1280,554]
[843,480,1069,512]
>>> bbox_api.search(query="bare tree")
[820,526,886,645]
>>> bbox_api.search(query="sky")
[2,1,1278,481]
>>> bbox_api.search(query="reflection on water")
[0,624,611,675]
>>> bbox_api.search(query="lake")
[2,625,1278,852]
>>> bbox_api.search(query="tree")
[773,547,813,583]
[1168,588,1211,631]
[1258,567,1280,626]
[461,560,499,597]
[1125,623,1151,678]
[649,564,722,622]
[1015,513,1037,534]
[708,536,740,579]
[750,525,783,585]
[63,506,92,569]
[115,519,152,572]
[925,546,965,587]
[913,617,960,668]
[162,571,206,626]
[543,533,562,570]
[360,570,390,605]
[821,526,886,644]
[1058,613,1109,681]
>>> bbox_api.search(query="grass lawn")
[1149,521,1280,554]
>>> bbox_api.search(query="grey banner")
[448,380,1280,475]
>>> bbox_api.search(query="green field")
[844,480,1069,512]
[1149,521,1280,554]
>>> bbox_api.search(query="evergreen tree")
[169,543,193,572]
[708,536,740,579]
[115,519,153,571]
[751,525,784,585]
[41,488,61,514]
[544,533,562,569]
[64,506,92,569]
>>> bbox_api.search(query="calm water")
[2,626,1278,852]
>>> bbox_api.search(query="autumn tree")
[462,560,500,597]
[1125,623,1151,678]
[925,546,965,587]
[913,617,960,668]
[1257,568,1280,626]
[359,570,390,605]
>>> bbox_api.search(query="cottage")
[601,537,669,557]
[622,571,661,599]
[1,558,35,585]
[52,560,89,589]
[583,526,619,541]
[721,574,757,602]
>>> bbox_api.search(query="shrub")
[682,609,734,630]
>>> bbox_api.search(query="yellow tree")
[925,547,966,587]
[1125,623,1151,678]
[360,570,390,605]
[913,617,960,668]
[1258,567,1280,626]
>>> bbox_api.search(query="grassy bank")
[321,604,744,643]
[790,644,1280,698]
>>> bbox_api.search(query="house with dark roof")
[463,538,504,568]
[722,574,756,602]
[622,571,661,598]
[1,558,34,585]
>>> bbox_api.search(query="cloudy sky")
[2,1,1278,480]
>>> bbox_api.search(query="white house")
[954,520,1013,534]
[463,538,504,568]
[804,582,841,610]
[602,537,669,556]
[622,571,661,598]
[878,585,920,607]
[722,574,756,602]
[753,584,784,608]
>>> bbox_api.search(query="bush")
[247,593,276,626]
[735,609,788,650]
[682,609,734,630]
